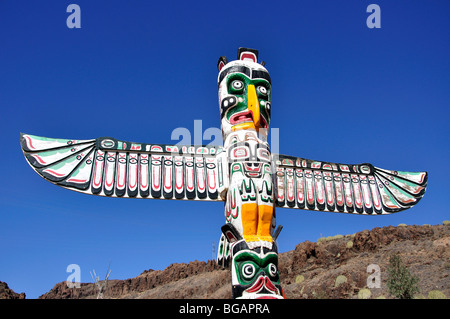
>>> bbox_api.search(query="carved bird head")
[217,48,271,141]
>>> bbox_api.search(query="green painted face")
[223,72,271,130]
[217,48,272,139]
[234,250,279,286]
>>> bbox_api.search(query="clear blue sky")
[1,1,449,299]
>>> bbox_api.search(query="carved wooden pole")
[20,47,428,300]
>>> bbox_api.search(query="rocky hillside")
[280,223,449,299]
[0,281,26,299]
[3,223,449,299]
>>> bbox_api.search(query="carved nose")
[247,85,260,128]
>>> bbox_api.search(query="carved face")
[217,56,271,140]
[230,240,283,299]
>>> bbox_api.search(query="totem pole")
[20,48,428,299]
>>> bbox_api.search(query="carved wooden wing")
[20,133,226,202]
[272,154,427,214]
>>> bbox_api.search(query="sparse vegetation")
[386,254,420,299]
[334,275,347,288]
[443,220,450,226]
[295,275,304,284]
[312,289,328,299]
[346,241,353,249]
[358,288,371,299]
[317,234,345,243]
[427,290,446,299]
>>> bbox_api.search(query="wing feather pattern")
[21,133,225,202]
[272,154,427,214]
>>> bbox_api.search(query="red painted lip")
[229,110,268,128]
[230,110,254,124]
[246,276,278,294]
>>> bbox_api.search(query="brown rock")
[0,281,26,299]
[34,224,449,299]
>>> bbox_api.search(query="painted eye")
[258,86,268,95]
[231,80,244,91]
[268,263,277,277]
[242,263,256,279]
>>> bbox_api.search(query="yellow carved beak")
[231,84,261,132]
[247,84,260,128]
